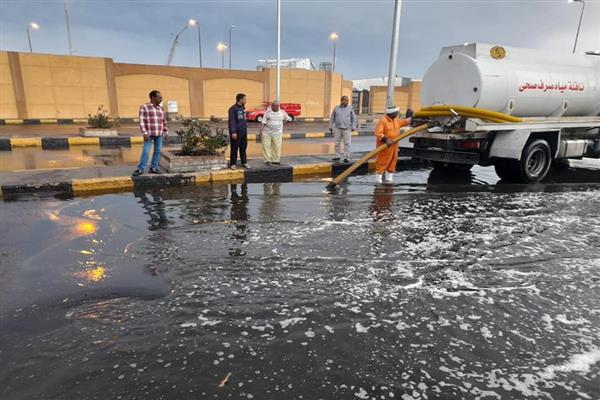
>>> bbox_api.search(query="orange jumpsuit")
[374,115,410,174]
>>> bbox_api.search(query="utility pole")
[64,0,73,55]
[197,23,203,67]
[276,0,281,101]
[569,0,586,53]
[386,0,402,110]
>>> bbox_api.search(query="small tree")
[87,105,119,129]
[176,118,228,156]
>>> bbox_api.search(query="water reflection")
[259,182,282,221]
[229,184,249,256]
[369,185,395,222]
[136,190,169,231]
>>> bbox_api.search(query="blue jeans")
[137,135,163,171]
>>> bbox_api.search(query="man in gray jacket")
[329,95,357,162]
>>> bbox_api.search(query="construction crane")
[166,19,198,66]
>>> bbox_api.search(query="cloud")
[1,0,598,80]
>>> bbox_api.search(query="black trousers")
[229,132,248,166]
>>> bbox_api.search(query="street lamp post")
[26,22,39,53]
[229,25,235,69]
[64,0,73,55]
[217,42,228,69]
[276,0,281,101]
[386,0,402,110]
[568,0,586,53]
[330,32,339,72]
[187,19,202,67]
[167,19,197,66]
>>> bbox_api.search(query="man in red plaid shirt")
[132,90,168,176]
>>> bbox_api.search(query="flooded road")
[1,165,599,399]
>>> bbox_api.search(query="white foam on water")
[180,322,197,328]
[278,317,306,329]
[539,347,600,379]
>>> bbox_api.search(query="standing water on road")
[1,166,599,400]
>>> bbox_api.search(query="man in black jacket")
[228,93,249,169]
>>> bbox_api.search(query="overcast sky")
[1,0,599,80]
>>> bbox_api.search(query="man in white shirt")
[259,100,291,165]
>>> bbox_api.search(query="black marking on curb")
[0,120,5,125]
[41,138,69,150]
[99,136,132,147]
[0,138,11,151]
[1,181,73,199]
[290,133,306,140]
[57,119,75,124]
[132,174,195,189]
[244,165,293,183]
[23,119,42,125]
[332,161,370,177]
[119,118,136,124]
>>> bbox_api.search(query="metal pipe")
[276,0,281,101]
[198,24,203,67]
[64,0,73,55]
[333,39,336,72]
[572,0,586,53]
[386,0,402,110]
[229,25,235,69]
[167,24,190,65]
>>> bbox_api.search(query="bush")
[209,115,223,123]
[176,119,228,156]
[87,105,118,129]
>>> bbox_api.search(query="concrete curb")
[0,117,330,125]
[0,131,374,151]
[0,158,424,199]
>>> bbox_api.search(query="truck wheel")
[431,161,473,171]
[518,139,552,182]
[494,139,552,183]
[257,115,264,123]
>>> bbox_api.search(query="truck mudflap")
[398,147,480,165]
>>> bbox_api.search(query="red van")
[246,102,301,122]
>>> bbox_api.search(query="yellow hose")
[416,105,522,123]
[414,110,510,124]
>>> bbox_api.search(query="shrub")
[176,118,228,156]
[87,105,118,129]
[209,115,223,123]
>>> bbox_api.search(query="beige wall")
[18,53,109,118]
[116,74,191,118]
[0,52,18,118]
[369,82,422,114]
[203,78,264,118]
[0,51,349,120]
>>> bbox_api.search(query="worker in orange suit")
[374,106,412,184]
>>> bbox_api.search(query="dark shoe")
[272,161,281,165]
[132,169,144,176]
[149,168,161,174]
[265,161,272,166]
[242,163,250,169]
[343,159,350,163]
[332,157,340,161]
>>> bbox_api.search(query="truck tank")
[421,43,600,117]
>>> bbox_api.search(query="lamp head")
[29,22,39,30]
[188,19,198,27]
[330,32,339,41]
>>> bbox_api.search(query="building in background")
[350,76,421,115]
[257,58,316,70]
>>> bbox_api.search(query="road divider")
[0,156,424,199]
[0,130,375,151]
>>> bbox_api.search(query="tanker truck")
[400,43,600,182]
